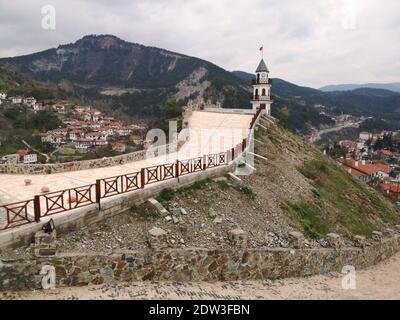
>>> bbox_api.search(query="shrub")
[158,188,176,201]
[240,186,255,199]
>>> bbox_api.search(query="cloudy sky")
[0,0,399,88]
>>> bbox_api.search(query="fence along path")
[0,109,262,230]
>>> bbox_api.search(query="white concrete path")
[0,111,253,204]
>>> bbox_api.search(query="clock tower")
[250,59,273,115]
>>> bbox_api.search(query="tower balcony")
[252,79,272,85]
[250,95,275,102]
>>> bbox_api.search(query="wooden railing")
[0,110,263,231]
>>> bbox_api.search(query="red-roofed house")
[381,181,400,199]
[337,159,391,181]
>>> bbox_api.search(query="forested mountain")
[0,35,250,118]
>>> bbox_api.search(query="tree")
[159,97,182,119]
[277,106,290,121]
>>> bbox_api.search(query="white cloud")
[0,0,399,87]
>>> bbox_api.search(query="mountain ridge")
[2,34,400,134]
[320,82,400,93]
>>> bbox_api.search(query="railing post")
[33,195,41,223]
[202,155,207,170]
[95,179,101,204]
[175,160,180,178]
[141,168,146,188]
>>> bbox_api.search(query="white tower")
[250,59,273,115]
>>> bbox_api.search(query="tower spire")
[250,55,273,116]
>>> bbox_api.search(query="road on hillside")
[4,250,400,300]
[310,121,361,143]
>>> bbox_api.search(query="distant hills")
[232,71,400,133]
[320,83,400,93]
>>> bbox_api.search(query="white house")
[11,96,23,104]
[53,104,67,114]
[359,132,373,141]
[22,153,38,164]
[115,126,132,136]
[23,97,37,106]
[75,105,91,113]
[68,130,82,141]
[32,103,45,112]
[0,92,7,100]
[74,139,91,151]
[92,139,108,146]
[85,132,107,141]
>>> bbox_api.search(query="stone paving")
[0,111,253,205]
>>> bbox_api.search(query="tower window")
[262,88,266,96]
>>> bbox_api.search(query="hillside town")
[327,130,400,200]
[0,91,147,164]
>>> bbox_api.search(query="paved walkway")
[0,111,252,204]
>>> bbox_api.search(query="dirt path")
[3,251,400,300]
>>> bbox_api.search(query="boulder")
[213,217,223,224]
[288,231,305,249]
[228,228,247,247]
[147,227,167,249]
[384,228,395,237]
[326,233,343,248]
[353,235,367,248]
[372,231,383,242]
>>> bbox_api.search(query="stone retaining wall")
[1,235,399,291]
[0,144,175,175]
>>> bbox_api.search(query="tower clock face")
[260,73,267,79]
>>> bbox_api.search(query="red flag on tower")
[259,46,263,51]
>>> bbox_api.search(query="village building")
[32,102,45,112]
[381,181,400,199]
[17,149,38,164]
[337,158,391,182]
[23,97,37,106]
[114,126,132,136]
[74,139,92,152]
[11,96,23,104]
[339,140,357,153]
[68,130,82,141]
[85,132,107,141]
[74,105,91,113]
[53,104,67,114]
[111,142,127,153]
[359,132,373,141]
